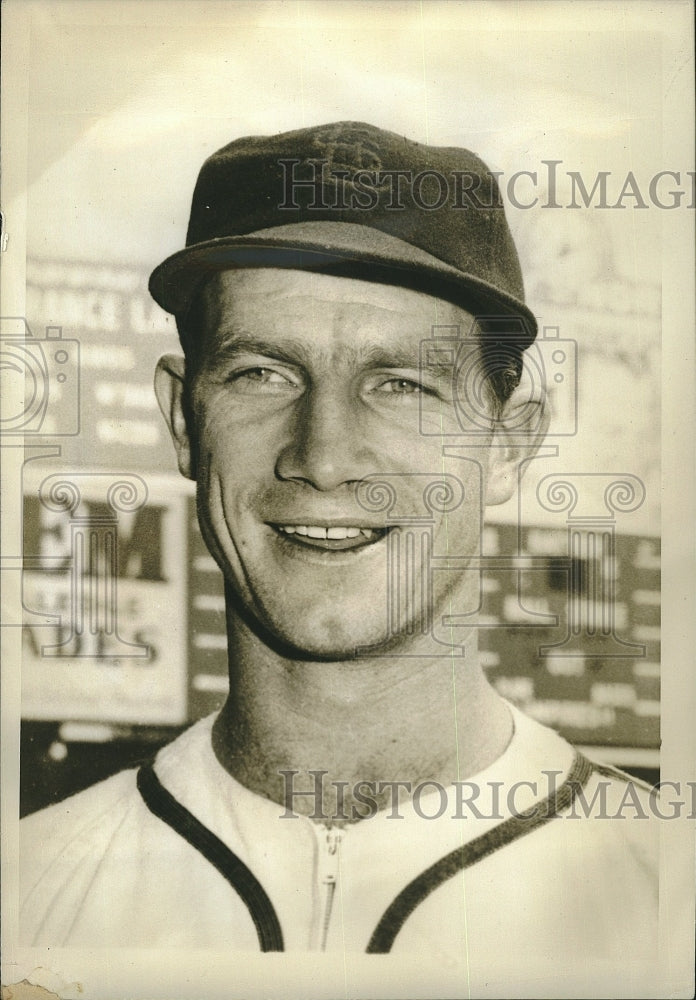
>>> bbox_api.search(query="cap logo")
[308,123,391,194]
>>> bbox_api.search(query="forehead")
[197,269,474,351]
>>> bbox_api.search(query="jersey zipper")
[315,825,343,951]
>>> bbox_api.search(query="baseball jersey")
[20,703,658,988]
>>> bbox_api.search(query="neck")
[212,609,512,824]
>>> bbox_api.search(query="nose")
[275,386,374,491]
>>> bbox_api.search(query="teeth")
[277,525,376,540]
[328,527,361,539]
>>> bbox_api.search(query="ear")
[154,354,195,480]
[485,371,550,507]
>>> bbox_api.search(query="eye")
[374,377,424,395]
[236,367,290,384]
[226,366,300,393]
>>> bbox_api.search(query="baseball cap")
[149,121,537,347]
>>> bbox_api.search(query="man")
[21,122,657,983]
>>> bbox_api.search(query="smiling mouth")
[271,524,388,551]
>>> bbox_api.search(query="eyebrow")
[203,336,461,380]
[205,336,315,369]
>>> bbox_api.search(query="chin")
[226,576,435,661]
[240,596,399,661]
[270,614,385,662]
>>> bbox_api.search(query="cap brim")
[149,221,537,346]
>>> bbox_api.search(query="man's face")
[171,268,507,659]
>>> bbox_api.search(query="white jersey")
[20,704,658,987]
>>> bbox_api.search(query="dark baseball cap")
[149,121,537,347]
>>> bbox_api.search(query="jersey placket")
[311,823,344,950]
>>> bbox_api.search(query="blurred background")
[5,0,678,813]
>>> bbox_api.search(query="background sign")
[21,468,189,725]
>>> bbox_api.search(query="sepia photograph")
[1,2,694,997]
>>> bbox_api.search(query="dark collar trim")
[136,763,284,951]
[366,751,595,952]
